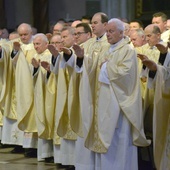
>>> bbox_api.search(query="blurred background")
[0,0,170,33]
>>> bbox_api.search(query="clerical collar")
[96,34,104,41]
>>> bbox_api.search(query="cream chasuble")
[15,50,37,132]
[0,45,10,113]
[56,62,77,140]
[0,45,17,120]
[0,39,8,45]
[33,50,53,138]
[106,38,150,150]
[0,45,11,125]
[69,71,83,137]
[77,35,111,153]
[5,37,34,57]
[161,29,170,43]
[151,65,170,170]
[82,37,150,153]
[34,68,56,140]
[136,45,160,139]
[60,36,109,141]
[136,44,160,104]
[63,48,84,138]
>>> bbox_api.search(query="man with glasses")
[74,23,92,45]
[50,34,63,51]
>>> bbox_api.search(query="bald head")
[145,24,161,34]
[17,23,33,44]
[17,23,32,34]
[144,24,161,47]
[71,20,82,28]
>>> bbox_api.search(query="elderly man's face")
[130,31,145,47]
[144,26,160,47]
[33,37,48,54]
[106,22,123,44]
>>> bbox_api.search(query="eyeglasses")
[74,32,87,36]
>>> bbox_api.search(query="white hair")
[33,33,48,43]
[108,18,125,32]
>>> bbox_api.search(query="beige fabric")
[69,70,83,137]
[33,50,55,139]
[0,39,8,45]
[152,66,170,170]
[34,68,56,140]
[0,45,17,120]
[161,29,170,43]
[33,49,51,64]
[106,38,150,149]
[0,45,9,110]
[136,44,160,125]
[81,37,150,154]
[56,63,77,140]
[15,50,37,132]
[165,117,170,169]
[0,44,10,126]
[78,35,112,153]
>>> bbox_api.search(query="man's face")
[33,37,48,54]
[18,28,32,44]
[61,30,75,48]
[91,14,106,37]
[106,22,123,44]
[50,35,63,51]
[74,26,90,45]
[130,31,145,47]
[53,23,63,35]
[129,22,141,30]
[144,27,160,47]
[152,16,166,33]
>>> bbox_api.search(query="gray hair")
[33,33,48,43]
[131,29,145,37]
[108,18,125,32]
